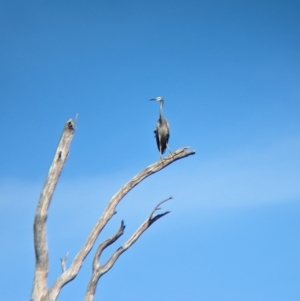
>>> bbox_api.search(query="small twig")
[60,252,69,273]
[74,114,79,126]
[149,196,173,220]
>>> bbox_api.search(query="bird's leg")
[159,146,163,161]
[159,154,164,166]
[166,144,175,158]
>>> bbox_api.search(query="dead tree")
[31,118,195,301]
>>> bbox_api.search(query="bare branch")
[47,147,195,301]
[149,196,173,220]
[31,119,76,301]
[92,220,126,271]
[84,197,172,301]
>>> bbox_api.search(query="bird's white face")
[152,96,163,102]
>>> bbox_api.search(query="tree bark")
[31,118,195,301]
[31,120,76,301]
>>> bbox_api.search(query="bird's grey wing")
[154,128,160,152]
[165,132,170,145]
[160,132,169,154]
[161,120,170,153]
[166,120,170,138]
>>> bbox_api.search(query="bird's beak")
[150,98,157,101]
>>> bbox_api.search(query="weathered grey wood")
[30,117,195,301]
[31,120,76,301]
[84,197,173,301]
[46,147,195,301]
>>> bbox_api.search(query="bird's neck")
[159,101,164,119]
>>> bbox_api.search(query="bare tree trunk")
[31,120,75,301]
[31,118,195,301]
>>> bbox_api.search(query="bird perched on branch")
[150,96,172,157]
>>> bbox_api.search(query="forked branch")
[93,220,126,271]
[47,147,195,301]
[84,197,173,301]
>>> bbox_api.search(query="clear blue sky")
[0,0,299,300]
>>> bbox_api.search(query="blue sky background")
[0,0,299,300]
